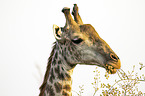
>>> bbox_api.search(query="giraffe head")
[53,4,121,74]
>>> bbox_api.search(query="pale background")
[0,0,145,96]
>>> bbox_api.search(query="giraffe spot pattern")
[55,52,58,60]
[61,66,64,71]
[64,47,66,52]
[64,73,71,81]
[54,82,62,93]
[64,56,67,61]
[49,68,55,83]
[52,59,56,65]
[45,84,55,96]
[58,60,62,65]
[55,66,61,76]
[62,91,69,96]
[63,84,71,91]
[58,73,65,80]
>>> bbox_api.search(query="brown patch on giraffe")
[54,65,70,81]
[64,73,71,81]
[52,56,56,65]
[58,60,62,65]
[55,65,60,72]
[61,66,65,71]
[55,65,61,76]
[62,91,69,96]
[45,84,55,96]
[54,52,58,60]
[64,55,67,61]
[69,63,77,68]
[54,82,62,93]
[64,47,67,52]
[58,73,65,80]
[49,68,55,83]
[63,84,71,91]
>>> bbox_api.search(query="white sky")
[0,0,145,96]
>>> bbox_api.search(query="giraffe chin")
[106,59,121,74]
[106,67,117,74]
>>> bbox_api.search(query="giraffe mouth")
[105,59,121,74]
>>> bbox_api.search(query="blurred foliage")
[76,63,145,96]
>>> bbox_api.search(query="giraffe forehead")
[71,25,99,38]
[72,32,87,38]
[63,24,99,42]
[72,30,99,42]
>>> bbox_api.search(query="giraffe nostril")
[110,53,119,61]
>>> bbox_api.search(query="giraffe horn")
[62,7,77,29]
[72,4,83,25]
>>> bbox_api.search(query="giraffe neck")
[44,44,75,96]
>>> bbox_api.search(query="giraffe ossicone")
[39,4,121,96]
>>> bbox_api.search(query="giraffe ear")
[53,24,62,40]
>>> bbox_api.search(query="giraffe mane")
[39,42,56,96]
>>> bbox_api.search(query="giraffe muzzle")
[106,59,121,74]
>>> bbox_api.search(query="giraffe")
[39,4,121,96]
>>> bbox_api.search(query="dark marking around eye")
[72,38,83,44]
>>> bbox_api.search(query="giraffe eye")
[72,38,83,44]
